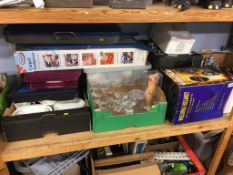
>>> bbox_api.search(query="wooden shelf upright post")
[0,158,10,175]
[207,111,233,175]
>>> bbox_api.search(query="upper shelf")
[0,4,232,24]
[0,114,231,162]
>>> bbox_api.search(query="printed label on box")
[15,48,148,73]
[228,83,233,88]
[174,83,231,124]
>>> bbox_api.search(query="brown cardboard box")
[92,153,161,175]
[200,50,233,68]
[64,164,81,175]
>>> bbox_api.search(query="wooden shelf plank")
[0,114,230,162]
[0,4,232,24]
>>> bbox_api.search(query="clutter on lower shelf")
[91,135,205,175]
[145,136,206,175]
[13,151,90,175]
[184,130,223,165]
[92,152,161,175]
[85,65,167,132]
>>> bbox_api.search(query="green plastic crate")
[0,74,10,116]
[88,88,167,133]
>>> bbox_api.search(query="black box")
[4,24,121,45]
[148,54,203,70]
[2,105,91,142]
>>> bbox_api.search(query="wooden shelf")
[0,114,230,162]
[0,5,232,175]
[0,4,232,24]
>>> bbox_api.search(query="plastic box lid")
[84,64,151,74]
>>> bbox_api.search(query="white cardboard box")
[14,47,148,73]
[150,23,196,55]
[224,88,233,113]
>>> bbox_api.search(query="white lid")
[84,64,152,74]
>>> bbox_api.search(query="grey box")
[94,0,153,6]
[44,0,93,8]
[93,0,109,5]
[109,0,146,9]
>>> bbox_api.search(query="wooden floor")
[0,114,230,162]
[0,4,232,24]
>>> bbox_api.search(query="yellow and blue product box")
[162,68,233,124]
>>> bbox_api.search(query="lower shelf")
[0,114,231,162]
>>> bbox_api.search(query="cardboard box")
[92,152,161,175]
[89,87,167,132]
[150,24,195,55]
[162,68,233,124]
[14,45,148,73]
[198,51,233,113]
[85,66,167,132]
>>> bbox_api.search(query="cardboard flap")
[95,162,160,175]
[95,153,153,167]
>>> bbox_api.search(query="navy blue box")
[162,68,233,124]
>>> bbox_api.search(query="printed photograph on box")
[100,52,114,65]
[121,52,134,64]
[82,53,97,66]
[164,68,230,86]
[64,54,79,67]
[42,54,60,68]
